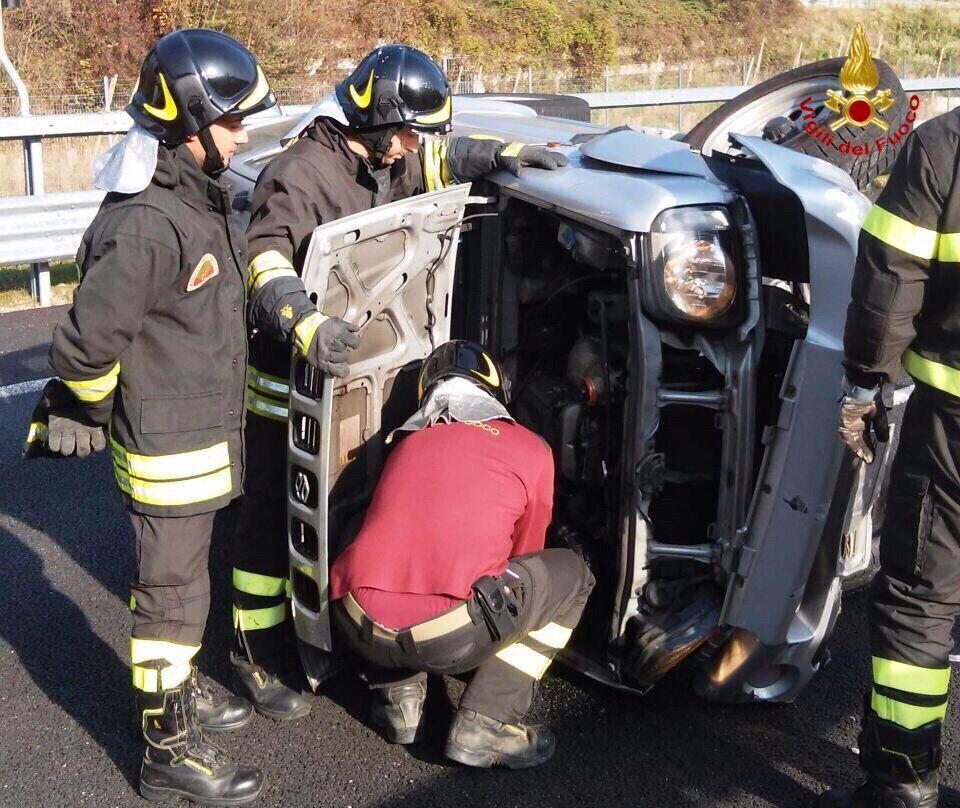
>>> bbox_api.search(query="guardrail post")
[24,135,49,305]
[0,1,50,306]
[677,63,684,133]
[949,55,953,112]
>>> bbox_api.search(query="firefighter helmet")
[128,29,276,147]
[418,341,510,406]
[335,44,452,135]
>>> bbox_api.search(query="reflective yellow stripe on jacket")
[111,438,232,507]
[26,422,48,444]
[248,249,297,294]
[62,362,120,403]
[862,203,960,263]
[903,350,960,398]
[422,138,452,192]
[292,311,327,357]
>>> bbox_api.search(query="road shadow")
[0,525,141,790]
[1,393,244,787]
[357,591,960,808]
[0,344,53,386]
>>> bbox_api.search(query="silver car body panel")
[579,127,716,179]
[704,134,876,702]
[493,149,728,235]
[288,185,471,665]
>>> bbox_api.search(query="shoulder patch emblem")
[186,254,219,292]
[279,304,294,320]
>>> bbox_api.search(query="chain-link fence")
[0,54,957,196]
[2,51,957,115]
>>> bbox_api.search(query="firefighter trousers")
[332,549,595,725]
[128,509,216,693]
[866,380,957,737]
[231,405,290,669]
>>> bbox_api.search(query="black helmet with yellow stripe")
[418,340,510,407]
[128,29,276,171]
[335,45,452,136]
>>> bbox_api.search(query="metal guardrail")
[0,106,313,306]
[2,78,959,307]
[0,106,315,140]
[0,190,104,265]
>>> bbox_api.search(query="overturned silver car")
[226,91,902,705]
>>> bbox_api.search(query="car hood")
[489,127,730,234]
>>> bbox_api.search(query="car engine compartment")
[456,175,816,690]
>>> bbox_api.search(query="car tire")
[683,58,909,194]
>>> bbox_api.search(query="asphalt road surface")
[2,308,960,807]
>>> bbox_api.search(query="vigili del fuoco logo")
[800,24,920,156]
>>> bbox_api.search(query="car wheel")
[682,58,908,194]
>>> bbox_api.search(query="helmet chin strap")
[356,125,400,168]
[189,97,227,177]
[197,126,226,176]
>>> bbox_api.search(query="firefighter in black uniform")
[24,29,275,806]
[230,44,568,716]
[816,111,960,807]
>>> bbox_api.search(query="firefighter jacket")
[844,109,960,395]
[244,116,512,422]
[47,144,248,517]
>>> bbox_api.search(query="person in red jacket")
[329,340,594,769]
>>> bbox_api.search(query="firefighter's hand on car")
[298,312,360,378]
[838,392,889,464]
[47,411,107,458]
[496,144,569,176]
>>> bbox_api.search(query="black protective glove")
[496,144,569,176]
[838,392,889,464]
[22,378,107,460]
[296,311,360,378]
[48,412,107,458]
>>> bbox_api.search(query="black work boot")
[231,652,312,722]
[444,708,556,769]
[816,773,939,807]
[137,683,264,806]
[188,669,254,733]
[369,679,427,744]
[815,710,941,807]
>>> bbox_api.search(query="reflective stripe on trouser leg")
[871,657,950,730]
[233,567,289,661]
[869,383,960,683]
[460,549,595,724]
[231,411,291,665]
[246,364,289,422]
[461,622,574,724]
[131,637,200,692]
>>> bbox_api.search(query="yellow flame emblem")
[472,353,501,388]
[825,24,895,132]
[142,72,178,122]
[349,70,375,110]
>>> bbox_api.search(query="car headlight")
[646,206,740,327]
